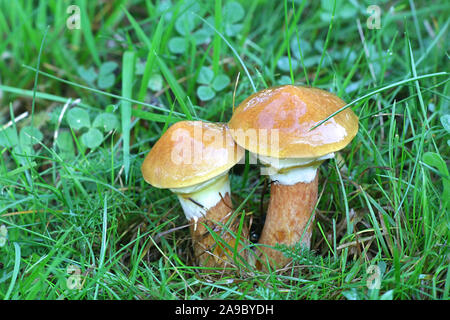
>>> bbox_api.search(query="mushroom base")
[256,174,318,270]
[189,193,249,268]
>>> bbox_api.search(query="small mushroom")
[141,121,247,268]
[228,85,358,268]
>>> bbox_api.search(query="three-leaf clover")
[196,66,230,101]
[168,1,212,54]
[205,1,245,37]
[135,60,164,92]
[221,1,245,37]
[67,107,119,150]
[77,61,118,89]
[0,125,43,158]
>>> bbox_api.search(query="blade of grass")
[312,0,336,86]
[291,0,309,85]
[8,103,33,187]
[272,2,304,74]
[121,50,136,180]
[79,0,101,66]
[241,151,250,189]
[122,5,164,104]
[359,187,390,258]
[334,159,352,235]
[407,39,429,129]
[11,1,39,49]
[409,0,424,54]
[155,54,192,119]
[415,19,449,67]
[284,0,295,84]
[94,195,108,300]
[30,25,49,126]
[212,0,222,75]
[3,242,21,300]
[444,264,450,299]
[131,108,182,123]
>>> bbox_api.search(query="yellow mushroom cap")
[141,121,244,189]
[228,85,359,158]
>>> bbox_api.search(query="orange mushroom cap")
[141,121,244,189]
[228,85,359,159]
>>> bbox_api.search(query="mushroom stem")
[190,193,247,267]
[173,173,248,267]
[257,174,318,269]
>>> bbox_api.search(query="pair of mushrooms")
[141,85,358,270]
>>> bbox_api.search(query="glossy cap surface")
[228,85,359,158]
[141,121,244,189]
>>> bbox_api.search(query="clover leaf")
[212,74,231,91]
[168,0,212,55]
[222,1,245,37]
[197,66,214,85]
[67,107,90,130]
[277,57,299,73]
[423,152,450,214]
[77,61,117,90]
[93,113,120,132]
[147,73,164,92]
[98,61,118,89]
[19,126,43,146]
[67,107,119,150]
[0,126,43,149]
[197,86,216,101]
[168,37,188,54]
[81,128,104,149]
[196,66,230,101]
[175,10,200,36]
[441,114,450,146]
[77,66,97,84]
[441,114,450,133]
[277,36,314,72]
[0,127,19,148]
[277,35,345,72]
[0,125,43,161]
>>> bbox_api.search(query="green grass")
[0,0,449,300]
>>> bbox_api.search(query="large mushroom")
[141,120,247,268]
[228,85,358,269]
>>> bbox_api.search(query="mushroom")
[141,120,247,268]
[228,85,358,269]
